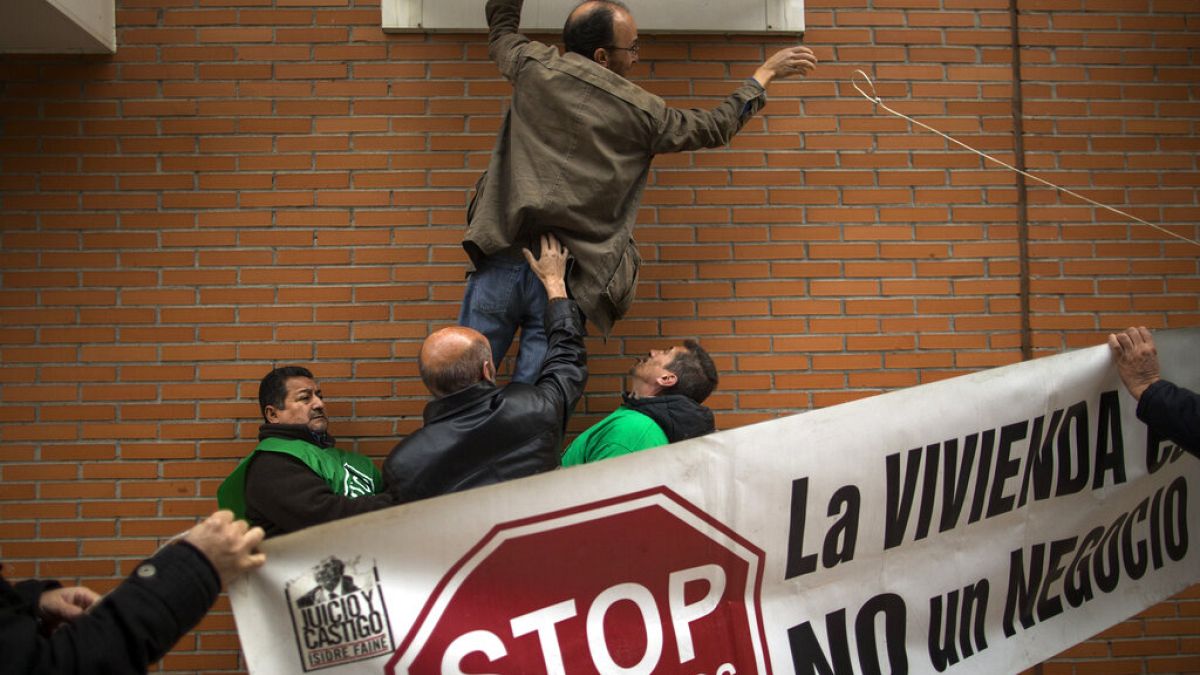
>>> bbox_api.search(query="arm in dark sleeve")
[486,0,530,80]
[650,79,767,155]
[12,577,60,608]
[2,542,220,674]
[533,298,589,433]
[1137,379,1200,458]
[244,452,395,536]
[1,576,59,671]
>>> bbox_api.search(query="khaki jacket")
[465,0,768,335]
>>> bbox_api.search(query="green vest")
[561,406,668,466]
[217,436,383,521]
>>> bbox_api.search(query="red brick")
[0,6,1198,670]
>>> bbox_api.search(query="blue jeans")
[458,256,548,384]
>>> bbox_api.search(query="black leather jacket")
[383,298,587,502]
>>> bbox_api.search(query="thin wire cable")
[850,69,1200,250]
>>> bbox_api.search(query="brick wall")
[1,0,1197,671]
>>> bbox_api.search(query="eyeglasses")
[605,42,639,55]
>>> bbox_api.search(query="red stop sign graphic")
[386,487,769,675]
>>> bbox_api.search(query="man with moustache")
[460,0,820,383]
[218,366,393,537]
[561,340,718,466]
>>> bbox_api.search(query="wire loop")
[850,69,1199,249]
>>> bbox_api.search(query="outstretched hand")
[1107,326,1161,401]
[183,510,266,588]
[753,46,818,88]
[522,233,569,300]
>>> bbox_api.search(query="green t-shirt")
[561,406,668,466]
[217,436,383,521]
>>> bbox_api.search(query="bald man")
[384,234,587,502]
[460,0,819,384]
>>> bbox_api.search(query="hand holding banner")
[231,328,1199,674]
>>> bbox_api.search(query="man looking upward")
[562,340,718,466]
[461,0,819,382]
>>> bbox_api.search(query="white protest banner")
[229,327,1199,674]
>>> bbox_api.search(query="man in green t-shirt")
[561,339,718,466]
[217,366,392,537]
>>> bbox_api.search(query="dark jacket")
[384,298,587,502]
[465,0,768,335]
[243,425,394,539]
[1,542,219,674]
[1138,379,1200,458]
[624,393,716,444]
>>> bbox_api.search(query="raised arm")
[523,233,587,428]
[486,0,531,79]
[650,46,819,155]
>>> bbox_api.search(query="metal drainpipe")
[1010,7,1042,673]
[1010,0,1033,361]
